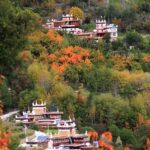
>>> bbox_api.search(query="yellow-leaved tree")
[69,7,84,20]
[27,63,55,100]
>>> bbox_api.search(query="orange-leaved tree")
[0,119,12,150]
[88,131,98,141]
[143,54,150,63]
[47,30,63,45]
[19,50,32,62]
[99,131,114,150]
[0,131,12,150]
[50,46,92,74]
[111,54,132,70]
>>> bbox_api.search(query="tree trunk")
[120,0,125,9]
[88,0,91,8]
[104,0,109,7]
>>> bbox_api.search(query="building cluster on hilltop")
[42,14,118,41]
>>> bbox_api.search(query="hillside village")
[14,100,116,149]
[0,0,150,150]
[43,14,118,41]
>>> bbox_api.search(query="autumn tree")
[88,131,98,141]
[0,121,12,150]
[27,62,56,99]
[130,94,147,116]
[47,30,63,46]
[69,7,85,20]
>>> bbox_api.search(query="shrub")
[120,128,137,146]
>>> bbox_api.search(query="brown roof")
[15,116,34,120]
[50,135,69,140]
[38,119,55,122]
[29,114,42,116]
[26,140,49,144]
[71,134,88,138]
[36,122,56,126]
[44,112,63,115]
[64,143,85,148]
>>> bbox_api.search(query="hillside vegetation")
[0,0,150,149]
[11,0,150,34]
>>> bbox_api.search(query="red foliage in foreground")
[98,132,113,150]
[88,131,98,141]
[145,138,150,150]
[0,131,12,150]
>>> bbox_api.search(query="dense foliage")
[0,0,150,149]
[0,0,38,75]
[11,0,150,34]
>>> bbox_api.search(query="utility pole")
[48,124,50,135]
[24,125,28,142]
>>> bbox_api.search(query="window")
[113,33,116,36]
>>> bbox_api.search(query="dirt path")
[0,110,18,121]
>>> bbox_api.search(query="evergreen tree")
[0,0,38,74]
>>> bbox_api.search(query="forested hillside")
[11,0,150,33]
[0,0,150,149]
